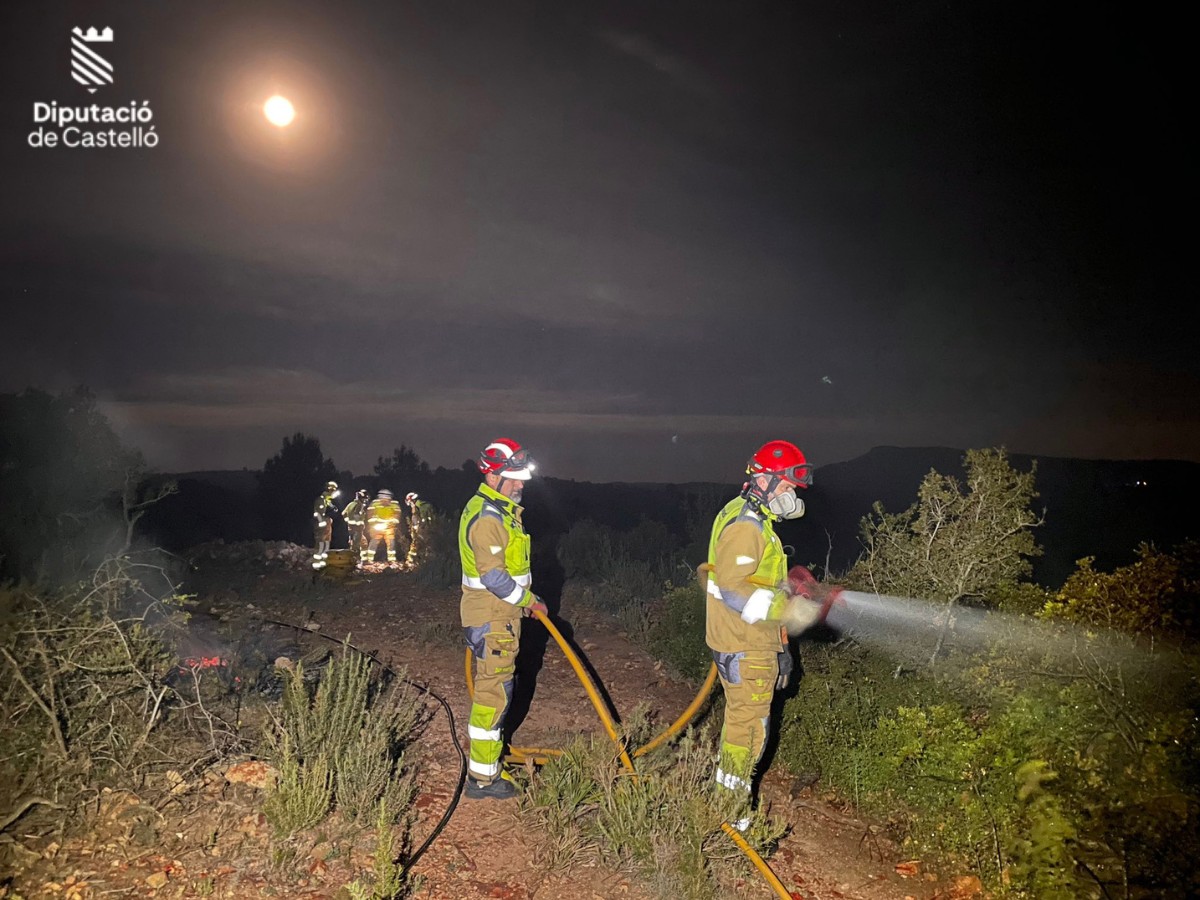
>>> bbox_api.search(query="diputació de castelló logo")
[28,26,159,149]
[71,27,114,93]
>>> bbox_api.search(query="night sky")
[2,1,1193,483]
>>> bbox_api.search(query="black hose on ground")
[256,618,466,868]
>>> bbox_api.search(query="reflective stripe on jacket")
[313,492,335,522]
[367,499,401,525]
[342,499,369,526]
[705,495,787,653]
[459,484,533,619]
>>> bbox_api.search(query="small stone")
[225,760,277,789]
[951,875,984,897]
[146,872,169,889]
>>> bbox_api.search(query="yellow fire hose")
[721,822,792,898]
[632,661,719,759]
[464,608,791,898]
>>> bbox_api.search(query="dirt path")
[241,568,928,900]
[3,563,947,900]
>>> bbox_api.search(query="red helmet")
[478,438,536,481]
[747,440,812,487]
[405,492,418,503]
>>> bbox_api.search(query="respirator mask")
[768,487,805,519]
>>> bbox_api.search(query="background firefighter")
[364,488,402,566]
[705,440,821,828]
[342,488,370,561]
[403,491,432,568]
[459,438,547,799]
[311,480,340,570]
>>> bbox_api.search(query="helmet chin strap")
[743,475,804,520]
[741,476,777,518]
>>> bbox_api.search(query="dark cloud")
[2,1,1194,480]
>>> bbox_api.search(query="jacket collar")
[738,487,777,523]
[478,481,522,515]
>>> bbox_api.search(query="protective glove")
[781,594,822,636]
[524,595,549,617]
[775,648,794,691]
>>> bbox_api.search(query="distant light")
[263,95,295,127]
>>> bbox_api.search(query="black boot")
[465,777,517,799]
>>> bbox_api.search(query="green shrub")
[614,519,678,567]
[516,727,786,900]
[556,520,617,581]
[344,789,417,900]
[263,734,334,838]
[410,513,459,588]
[641,585,709,682]
[1009,761,1078,899]
[773,631,1200,896]
[1039,540,1200,637]
[518,740,604,871]
[265,643,420,839]
[558,518,693,662]
[563,558,666,616]
[558,518,686,617]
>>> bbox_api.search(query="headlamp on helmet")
[478,438,536,481]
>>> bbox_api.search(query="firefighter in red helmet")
[705,440,821,828]
[458,438,547,799]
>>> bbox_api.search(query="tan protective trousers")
[714,650,778,796]
[465,616,522,784]
[347,525,366,558]
[312,522,332,569]
[365,525,399,563]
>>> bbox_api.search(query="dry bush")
[0,556,239,837]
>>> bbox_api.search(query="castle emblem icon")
[71,27,114,94]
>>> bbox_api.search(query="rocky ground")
[1,550,981,900]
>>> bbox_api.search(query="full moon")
[263,95,295,127]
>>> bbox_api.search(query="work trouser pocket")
[465,618,522,694]
[482,620,519,676]
[741,652,777,703]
